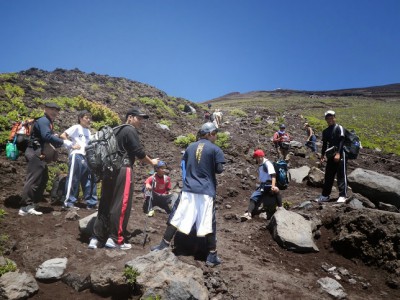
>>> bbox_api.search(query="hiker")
[143,161,178,216]
[204,110,211,121]
[241,149,283,221]
[19,102,79,216]
[304,122,318,153]
[89,107,159,250]
[273,124,291,161]
[213,109,223,127]
[316,110,348,203]
[151,122,225,267]
[60,110,97,210]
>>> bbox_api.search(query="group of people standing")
[18,102,349,265]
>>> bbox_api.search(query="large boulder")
[78,212,97,237]
[307,167,325,187]
[0,272,39,299]
[126,249,208,300]
[90,264,129,295]
[35,257,68,280]
[348,168,400,208]
[289,166,310,183]
[268,209,319,253]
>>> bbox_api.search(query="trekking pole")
[142,175,155,247]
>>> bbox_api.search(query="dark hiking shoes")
[151,239,170,251]
[206,251,221,267]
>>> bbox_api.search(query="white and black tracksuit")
[321,124,348,198]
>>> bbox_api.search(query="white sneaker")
[316,195,330,203]
[240,212,252,222]
[105,238,132,250]
[147,209,155,217]
[18,208,43,216]
[337,197,347,203]
[88,238,99,249]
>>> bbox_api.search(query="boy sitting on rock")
[143,161,178,216]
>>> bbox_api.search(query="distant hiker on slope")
[151,122,225,267]
[304,122,318,153]
[241,149,283,221]
[273,124,291,161]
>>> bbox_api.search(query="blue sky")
[1,1,399,102]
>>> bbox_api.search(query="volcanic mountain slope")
[0,69,400,299]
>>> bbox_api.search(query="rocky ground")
[1,69,400,299]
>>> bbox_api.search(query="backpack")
[9,119,35,152]
[343,128,361,159]
[262,160,289,190]
[50,174,67,205]
[85,124,130,180]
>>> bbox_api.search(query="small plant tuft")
[123,266,140,286]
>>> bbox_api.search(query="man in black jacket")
[89,107,159,250]
[19,102,79,216]
[316,110,348,203]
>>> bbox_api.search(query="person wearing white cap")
[316,110,348,203]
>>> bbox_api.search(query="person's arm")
[307,128,312,141]
[145,176,153,190]
[60,130,81,150]
[139,155,159,167]
[270,175,279,193]
[216,162,224,174]
[272,132,280,143]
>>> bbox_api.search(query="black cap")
[45,102,61,110]
[126,107,149,120]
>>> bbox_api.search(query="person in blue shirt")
[151,122,225,267]
[19,102,79,216]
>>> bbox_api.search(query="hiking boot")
[206,251,221,267]
[240,212,252,222]
[88,238,99,249]
[147,209,155,217]
[18,207,43,216]
[105,238,132,250]
[337,196,348,203]
[63,203,80,210]
[151,239,170,251]
[316,195,330,203]
[86,204,98,210]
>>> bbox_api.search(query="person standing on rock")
[60,110,97,210]
[89,107,159,250]
[19,102,79,216]
[273,124,291,161]
[241,149,283,221]
[316,110,348,203]
[151,122,225,267]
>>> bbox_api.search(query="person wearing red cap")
[241,149,283,221]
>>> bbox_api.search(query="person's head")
[125,107,149,128]
[324,110,336,126]
[252,149,265,164]
[199,122,218,143]
[44,102,61,121]
[304,122,310,128]
[279,124,286,131]
[155,160,167,175]
[78,110,92,128]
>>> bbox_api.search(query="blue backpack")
[262,160,289,190]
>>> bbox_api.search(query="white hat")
[324,110,335,117]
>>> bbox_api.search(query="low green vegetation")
[0,258,17,276]
[0,209,6,221]
[230,108,248,117]
[158,119,172,127]
[174,133,196,148]
[215,132,230,149]
[143,295,162,300]
[123,266,140,286]
[138,97,176,117]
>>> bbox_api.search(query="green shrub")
[174,133,196,148]
[159,119,172,127]
[230,108,247,117]
[0,209,6,221]
[0,73,18,80]
[123,266,140,285]
[215,132,230,149]
[138,97,176,117]
[178,104,185,111]
[0,258,17,276]
[0,234,9,256]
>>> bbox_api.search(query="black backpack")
[50,174,67,204]
[263,160,289,190]
[85,124,131,181]
[343,129,361,159]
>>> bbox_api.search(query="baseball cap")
[45,102,61,111]
[252,149,265,158]
[324,110,336,117]
[280,124,286,129]
[155,161,167,169]
[126,107,149,120]
[200,122,218,135]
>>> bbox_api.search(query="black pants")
[143,192,178,214]
[21,147,48,207]
[322,154,348,197]
[93,166,133,244]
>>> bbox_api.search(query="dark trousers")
[93,166,133,244]
[322,154,348,197]
[21,147,48,207]
[143,192,178,214]
[248,187,282,214]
